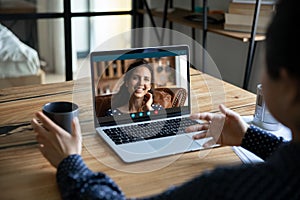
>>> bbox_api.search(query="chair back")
[95,87,187,117]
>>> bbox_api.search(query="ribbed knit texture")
[57,126,300,200]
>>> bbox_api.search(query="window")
[0,0,135,84]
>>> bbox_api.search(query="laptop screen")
[91,45,190,126]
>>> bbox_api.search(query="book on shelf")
[224,23,267,34]
[228,2,275,16]
[225,13,273,27]
[224,1,275,34]
[231,0,276,4]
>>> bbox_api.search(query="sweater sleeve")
[241,125,286,160]
[55,126,287,200]
[56,154,126,200]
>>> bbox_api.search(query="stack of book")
[224,1,276,34]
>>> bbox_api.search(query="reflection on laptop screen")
[91,45,190,126]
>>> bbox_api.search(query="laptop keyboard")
[103,117,200,145]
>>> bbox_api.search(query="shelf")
[138,8,265,43]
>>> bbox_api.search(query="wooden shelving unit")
[136,0,266,90]
[137,8,265,43]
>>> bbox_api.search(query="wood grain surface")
[0,68,256,199]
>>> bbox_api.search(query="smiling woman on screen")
[106,59,163,116]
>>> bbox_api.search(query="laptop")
[90,45,212,163]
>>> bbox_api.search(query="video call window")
[91,48,190,125]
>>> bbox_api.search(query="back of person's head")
[266,0,300,81]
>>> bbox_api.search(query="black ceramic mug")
[42,101,79,133]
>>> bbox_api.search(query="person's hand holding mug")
[31,102,82,168]
[186,104,249,147]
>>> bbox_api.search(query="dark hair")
[265,0,300,80]
[123,59,153,84]
[111,59,154,108]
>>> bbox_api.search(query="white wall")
[89,0,132,51]
[146,0,266,92]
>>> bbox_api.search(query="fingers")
[31,117,55,152]
[72,117,82,154]
[219,104,237,119]
[185,123,210,133]
[31,117,48,142]
[72,117,81,140]
[203,138,218,148]
[190,112,213,122]
[185,121,210,140]
[35,111,61,133]
[145,93,153,105]
[31,111,69,146]
[31,117,44,134]
[192,131,207,140]
[191,105,234,121]
[146,92,153,98]
[219,104,230,117]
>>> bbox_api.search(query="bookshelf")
[137,8,265,42]
[137,0,265,90]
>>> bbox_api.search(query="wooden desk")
[0,69,256,199]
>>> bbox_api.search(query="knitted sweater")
[57,125,300,199]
